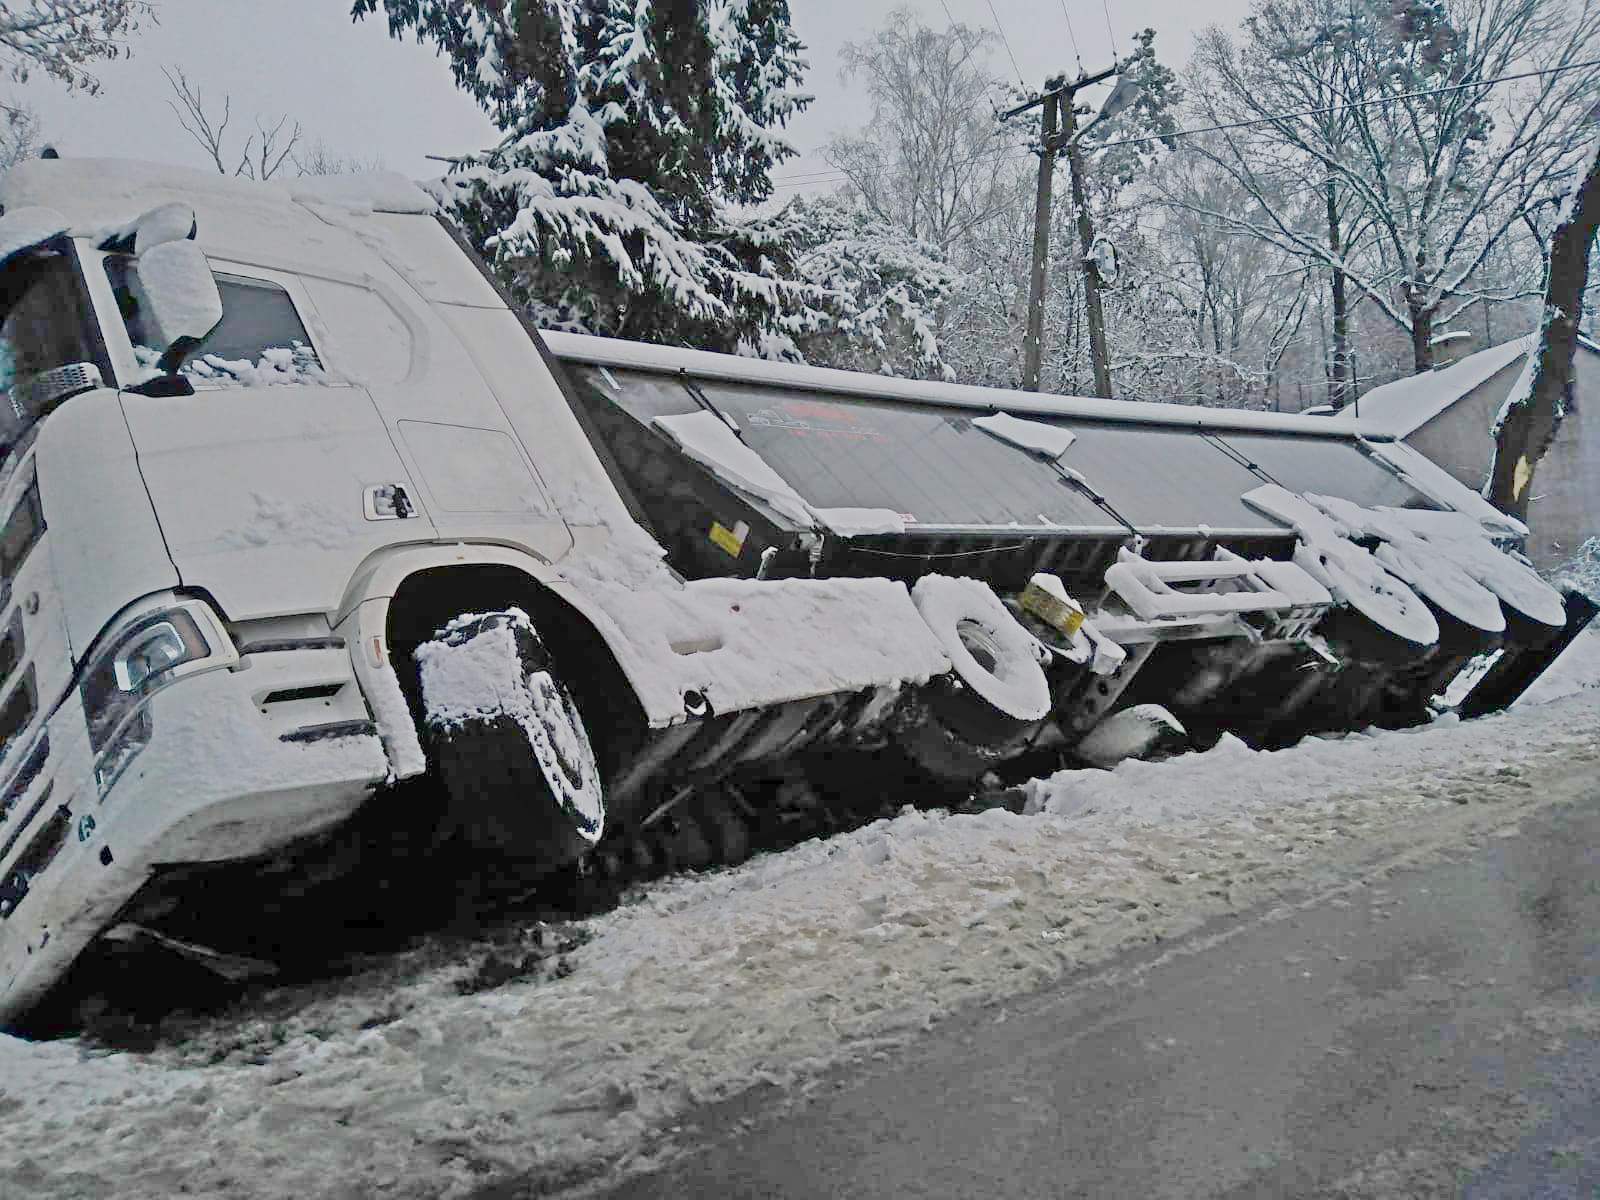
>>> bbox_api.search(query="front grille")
[0,483,44,585]
[0,787,68,920]
[0,665,36,765]
[0,612,23,687]
[0,734,47,827]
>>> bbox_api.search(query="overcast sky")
[19,0,1253,187]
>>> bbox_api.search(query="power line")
[984,0,1027,87]
[1059,0,1085,73]
[768,56,1600,192]
[1099,0,1119,58]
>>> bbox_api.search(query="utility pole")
[1061,97,1113,399]
[1021,80,1061,394]
[1005,63,1120,397]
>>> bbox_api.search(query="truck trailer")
[0,159,1585,1027]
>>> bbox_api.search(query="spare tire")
[415,609,603,875]
[903,577,1051,783]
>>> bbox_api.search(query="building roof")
[1354,333,1600,438]
[1353,336,1534,437]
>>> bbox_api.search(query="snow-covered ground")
[3,681,1599,1198]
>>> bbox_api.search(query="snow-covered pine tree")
[774,194,960,378]
[352,0,825,351]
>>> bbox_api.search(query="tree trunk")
[1405,295,1434,374]
[1326,180,1352,408]
[1487,135,1600,521]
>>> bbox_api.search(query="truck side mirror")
[99,203,198,256]
[129,240,222,374]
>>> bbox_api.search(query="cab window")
[105,257,324,386]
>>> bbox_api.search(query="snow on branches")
[776,194,960,378]
[353,0,822,351]
[0,0,151,93]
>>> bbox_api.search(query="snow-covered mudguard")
[339,542,954,761]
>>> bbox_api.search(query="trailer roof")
[553,333,1531,541]
[543,331,1381,440]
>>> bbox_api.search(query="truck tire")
[415,609,604,876]
[904,577,1051,783]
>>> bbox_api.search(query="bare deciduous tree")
[0,99,41,170]
[164,65,303,181]
[824,11,1018,257]
[291,138,384,177]
[1185,0,1600,375]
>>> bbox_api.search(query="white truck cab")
[0,159,957,1025]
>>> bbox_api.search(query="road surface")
[592,790,1600,1199]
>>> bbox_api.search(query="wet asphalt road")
[596,790,1600,1199]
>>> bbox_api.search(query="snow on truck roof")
[0,157,436,226]
[542,330,1387,440]
[0,157,439,281]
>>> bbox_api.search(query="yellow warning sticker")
[710,521,746,557]
[1021,578,1086,637]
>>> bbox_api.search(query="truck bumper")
[0,661,388,1025]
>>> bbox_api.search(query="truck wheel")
[415,609,604,876]
[1074,704,1189,768]
[904,577,1051,783]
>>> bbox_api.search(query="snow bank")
[6,688,1594,1200]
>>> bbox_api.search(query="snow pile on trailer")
[972,411,1077,458]
[655,410,816,528]
[2,686,1596,1200]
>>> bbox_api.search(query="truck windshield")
[0,250,104,454]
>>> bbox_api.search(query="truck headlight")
[81,608,212,762]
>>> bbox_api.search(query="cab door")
[107,257,438,621]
